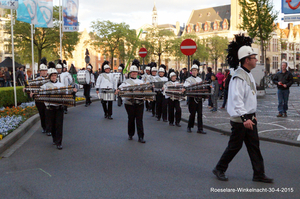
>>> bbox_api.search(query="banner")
[282,0,300,14]
[62,0,79,32]
[36,0,53,28]
[17,0,38,24]
[0,0,18,9]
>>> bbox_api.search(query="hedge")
[0,86,31,108]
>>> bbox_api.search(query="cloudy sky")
[54,0,285,32]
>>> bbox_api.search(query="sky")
[53,0,287,32]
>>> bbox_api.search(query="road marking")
[6,168,52,177]
[297,134,300,141]
[258,122,287,129]
[258,128,300,134]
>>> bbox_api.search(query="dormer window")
[213,21,219,31]
[199,14,202,18]
[207,12,211,16]
[204,22,209,32]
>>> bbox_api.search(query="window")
[187,26,191,33]
[204,22,209,32]
[267,42,270,52]
[223,19,228,30]
[196,25,199,32]
[213,21,218,31]
[98,53,101,61]
[272,38,278,52]
[297,52,300,61]
[272,56,278,69]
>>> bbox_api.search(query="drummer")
[149,67,158,117]
[154,67,168,122]
[183,63,206,134]
[96,61,116,120]
[164,72,182,127]
[115,65,146,143]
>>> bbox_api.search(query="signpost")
[139,47,148,69]
[180,39,197,71]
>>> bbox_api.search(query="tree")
[207,35,228,73]
[90,20,134,68]
[238,0,278,68]
[5,6,80,66]
[143,27,175,65]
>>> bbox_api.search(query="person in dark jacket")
[205,67,215,108]
[221,69,231,109]
[272,62,294,117]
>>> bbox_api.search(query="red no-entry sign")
[139,48,148,58]
[180,39,197,56]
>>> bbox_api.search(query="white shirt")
[59,72,73,87]
[154,76,168,82]
[41,81,65,106]
[183,76,202,87]
[227,67,257,117]
[118,78,144,89]
[142,73,151,83]
[90,73,95,84]
[163,80,181,99]
[96,72,116,90]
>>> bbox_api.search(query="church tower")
[152,1,158,27]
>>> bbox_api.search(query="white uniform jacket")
[96,72,116,90]
[142,74,151,83]
[154,76,168,82]
[183,76,202,87]
[163,80,181,99]
[59,72,73,87]
[227,66,257,119]
[118,78,144,105]
[41,81,65,107]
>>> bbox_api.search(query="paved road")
[0,102,299,198]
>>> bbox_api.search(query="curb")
[0,99,100,156]
[181,118,300,147]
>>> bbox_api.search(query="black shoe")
[128,136,133,140]
[277,113,283,117]
[88,102,92,105]
[187,127,192,133]
[57,145,63,150]
[85,104,88,107]
[283,113,287,117]
[138,138,146,143]
[64,110,68,114]
[152,114,155,117]
[197,130,207,134]
[253,175,273,183]
[42,129,46,133]
[163,120,168,122]
[157,118,160,121]
[105,114,108,118]
[213,168,228,181]
[175,123,181,127]
[107,116,113,120]
[169,123,175,126]
[46,132,52,136]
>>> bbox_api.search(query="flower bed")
[0,102,38,139]
[75,97,85,102]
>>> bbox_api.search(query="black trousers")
[145,101,150,110]
[102,101,113,116]
[117,96,122,106]
[125,104,144,139]
[188,97,203,130]
[46,106,64,145]
[216,120,265,177]
[168,99,181,124]
[150,101,156,116]
[36,102,47,131]
[83,84,91,105]
[156,92,168,120]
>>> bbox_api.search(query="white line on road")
[258,128,300,134]
[297,134,300,141]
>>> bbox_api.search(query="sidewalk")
[181,85,300,147]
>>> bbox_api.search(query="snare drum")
[100,89,116,101]
[77,70,91,85]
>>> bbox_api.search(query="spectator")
[16,66,26,86]
[26,68,33,81]
[272,62,294,117]
[0,69,4,87]
[4,67,11,87]
[221,69,231,109]
[205,67,215,108]
[180,68,189,83]
[216,69,225,99]
[210,74,219,112]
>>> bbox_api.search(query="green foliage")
[238,0,278,64]
[143,27,175,65]
[207,36,228,69]
[5,6,80,67]
[90,20,136,68]
[0,87,30,107]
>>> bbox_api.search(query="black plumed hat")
[41,57,47,65]
[119,63,125,70]
[193,59,201,67]
[48,61,56,69]
[159,64,166,70]
[132,59,140,68]
[226,33,253,70]
[101,60,110,71]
